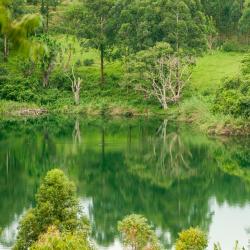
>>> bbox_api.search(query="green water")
[0,116,249,250]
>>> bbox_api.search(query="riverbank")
[1,99,249,136]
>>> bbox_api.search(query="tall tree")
[116,0,209,54]
[14,169,90,250]
[239,0,250,40]
[40,0,60,32]
[201,0,243,37]
[65,0,117,85]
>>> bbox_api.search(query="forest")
[0,0,250,250]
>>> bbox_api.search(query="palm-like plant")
[0,0,42,61]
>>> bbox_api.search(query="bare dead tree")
[137,55,192,110]
[66,66,82,105]
[72,119,81,145]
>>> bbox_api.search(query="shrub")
[222,41,243,52]
[14,169,90,250]
[75,59,82,67]
[213,77,250,118]
[30,226,91,250]
[175,227,208,250]
[83,59,94,67]
[0,76,40,103]
[118,214,161,250]
[50,71,71,90]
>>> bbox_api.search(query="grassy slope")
[176,51,249,135]
[191,51,243,94]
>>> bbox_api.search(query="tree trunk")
[43,72,49,87]
[74,92,80,105]
[162,103,168,110]
[100,45,104,85]
[43,63,53,87]
[46,4,49,33]
[3,35,8,62]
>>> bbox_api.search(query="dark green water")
[0,116,249,250]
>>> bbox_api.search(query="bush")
[75,59,82,67]
[0,76,40,103]
[213,77,250,118]
[118,214,161,250]
[30,226,91,250]
[175,227,208,250]
[50,71,71,90]
[83,59,94,67]
[222,41,243,52]
[14,169,90,250]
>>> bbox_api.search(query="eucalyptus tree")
[239,0,250,39]
[201,0,243,37]
[64,0,117,85]
[116,0,209,54]
[40,0,61,32]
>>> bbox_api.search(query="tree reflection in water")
[0,116,249,249]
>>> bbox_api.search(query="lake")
[0,116,249,250]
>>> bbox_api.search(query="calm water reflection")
[0,116,249,249]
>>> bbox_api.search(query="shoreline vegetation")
[0,97,249,136]
[0,1,249,138]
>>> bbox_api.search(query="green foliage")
[0,76,40,102]
[175,227,208,250]
[201,0,243,36]
[222,41,246,52]
[115,0,209,54]
[14,169,90,250]
[38,35,62,87]
[83,59,94,67]
[30,226,91,250]
[239,0,250,34]
[213,54,250,118]
[118,214,161,250]
[0,0,42,57]
[213,77,250,118]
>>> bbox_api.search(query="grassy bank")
[0,45,249,135]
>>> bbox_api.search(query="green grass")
[191,51,244,94]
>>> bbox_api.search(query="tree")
[201,0,243,38]
[40,0,61,32]
[39,35,61,87]
[66,66,82,105]
[64,0,117,85]
[118,214,161,250]
[175,227,208,250]
[239,0,250,40]
[126,42,192,109]
[0,0,42,61]
[116,0,209,55]
[14,169,90,250]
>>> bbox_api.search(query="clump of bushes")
[222,40,248,52]
[30,226,91,250]
[0,76,40,103]
[118,214,161,250]
[175,227,208,250]
[213,54,250,118]
[213,77,250,118]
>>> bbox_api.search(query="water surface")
[0,116,249,249]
